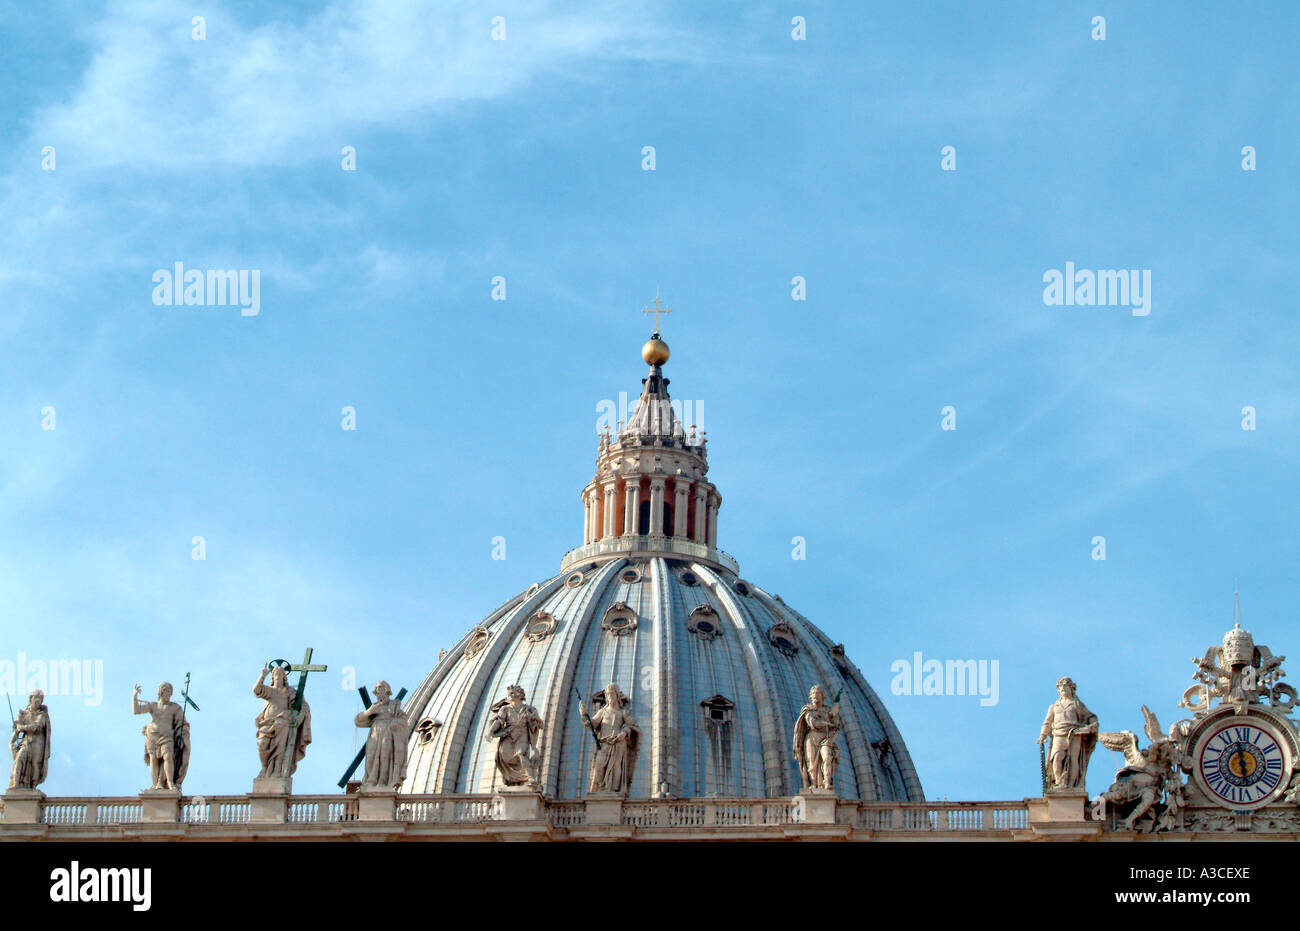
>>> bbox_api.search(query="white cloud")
[32,0,694,171]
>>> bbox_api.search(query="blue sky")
[1,0,1297,801]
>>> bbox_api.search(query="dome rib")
[692,563,792,796]
[431,574,566,793]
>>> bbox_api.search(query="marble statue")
[8,690,50,790]
[254,664,312,778]
[1092,706,1188,831]
[793,684,841,791]
[579,683,640,795]
[133,682,189,790]
[486,684,544,788]
[355,680,409,789]
[1037,677,1097,791]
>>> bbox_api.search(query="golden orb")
[642,337,670,366]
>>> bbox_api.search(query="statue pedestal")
[793,789,838,824]
[1027,789,1101,838]
[492,786,543,821]
[584,792,623,825]
[1,788,44,824]
[356,786,397,821]
[248,776,292,823]
[139,788,182,824]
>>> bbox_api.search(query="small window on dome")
[687,604,722,642]
[524,611,557,642]
[620,566,643,584]
[700,694,735,724]
[463,625,491,658]
[415,718,442,744]
[768,620,799,657]
[679,571,698,586]
[601,601,638,636]
[564,571,585,589]
[734,580,752,597]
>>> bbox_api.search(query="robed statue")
[133,682,189,790]
[9,690,50,790]
[255,664,312,778]
[355,680,409,788]
[793,684,841,790]
[579,683,640,795]
[1038,676,1098,791]
[486,685,544,788]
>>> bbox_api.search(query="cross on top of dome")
[642,288,671,334]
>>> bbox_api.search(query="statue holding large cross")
[254,648,326,783]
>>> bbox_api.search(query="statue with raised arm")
[133,682,189,790]
[793,684,841,791]
[1037,676,1098,791]
[355,680,409,789]
[579,683,640,795]
[486,685,544,788]
[254,664,312,778]
[9,690,50,790]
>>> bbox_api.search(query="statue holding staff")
[8,690,50,790]
[133,682,189,790]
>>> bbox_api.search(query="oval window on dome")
[680,571,699,586]
[463,625,491,658]
[524,610,557,642]
[620,566,643,584]
[687,604,721,642]
[601,601,638,636]
[768,620,799,657]
[564,571,585,589]
[415,717,442,744]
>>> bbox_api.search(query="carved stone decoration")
[8,690,50,790]
[1185,622,1290,710]
[132,682,190,790]
[686,605,722,641]
[620,566,643,584]
[1092,705,1187,831]
[355,680,409,789]
[768,620,799,657]
[793,684,841,791]
[463,626,492,658]
[414,717,441,744]
[601,602,638,636]
[1037,677,1097,792]
[485,685,544,788]
[524,611,557,643]
[579,683,641,795]
[254,665,312,779]
[564,571,585,589]
[1184,809,1236,833]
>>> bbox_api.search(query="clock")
[1192,714,1292,810]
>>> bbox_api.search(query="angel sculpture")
[1091,706,1189,832]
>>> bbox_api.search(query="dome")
[401,320,924,801]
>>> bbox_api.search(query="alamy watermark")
[1,653,104,706]
[595,394,705,436]
[890,652,999,707]
[1042,262,1150,316]
[151,262,260,316]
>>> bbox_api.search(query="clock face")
[1195,719,1290,810]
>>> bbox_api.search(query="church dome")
[401,326,924,801]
